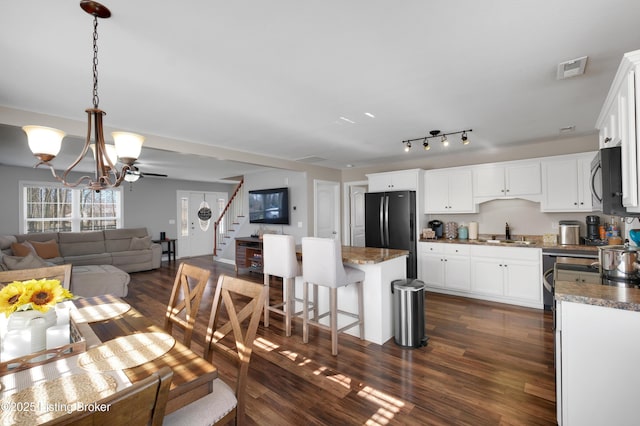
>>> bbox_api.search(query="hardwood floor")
[123,256,557,425]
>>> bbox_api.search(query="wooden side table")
[153,238,177,262]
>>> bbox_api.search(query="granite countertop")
[555,281,640,311]
[418,236,601,253]
[341,246,409,265]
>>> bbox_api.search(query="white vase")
[6,309,58,356]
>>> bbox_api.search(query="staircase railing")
[213,179,245,256]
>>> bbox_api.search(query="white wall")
[426,198,603,239]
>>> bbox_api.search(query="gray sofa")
[0,228,161,273]
[0,228,162,297]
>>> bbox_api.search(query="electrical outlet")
[551,222,558,230]
[169,219,176,224]
[297,221,303,228]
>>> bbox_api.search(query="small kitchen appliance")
[559,220,581,245]
[584,215,607,246]
[597,244,640,282]
[428,220,443,238]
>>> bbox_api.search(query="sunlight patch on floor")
[253,337,279,352]
[359,385,405,425]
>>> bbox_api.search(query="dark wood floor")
[123,256,557,426]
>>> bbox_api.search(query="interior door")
[350,185,367,247]
[314,180,340,239]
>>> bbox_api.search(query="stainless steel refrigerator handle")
[591,163,602,203]
[379,196,385,246]
[384,195,390,247]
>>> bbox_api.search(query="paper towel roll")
[469,222,479,240]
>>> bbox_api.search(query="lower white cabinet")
[557,301,640,425]
[418,243,470,291]
[469,245,542,308]
[418,243,542,309]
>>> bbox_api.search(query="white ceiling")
[1,1,639,179]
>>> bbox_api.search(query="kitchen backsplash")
[425,198,622,238]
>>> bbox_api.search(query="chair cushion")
[163,378,237,426]
[28,239,62,259]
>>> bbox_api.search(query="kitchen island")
[294,246,409,346]
[555,281,640,425]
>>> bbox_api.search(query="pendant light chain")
[92,15,100,109]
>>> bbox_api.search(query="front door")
[177,191,226,258]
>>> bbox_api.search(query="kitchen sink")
[476,239,534,245]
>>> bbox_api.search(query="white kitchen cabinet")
[424,168,476,213]
[597,49,640,212]
[418,243,470,291]
[557,301,640,425]
[473,160,541,202]
[366,169,422,192]
[469,245,542,308]
[540,152,594,212]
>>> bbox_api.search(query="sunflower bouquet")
[0,279,73,317]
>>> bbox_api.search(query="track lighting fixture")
[401,129,472,153]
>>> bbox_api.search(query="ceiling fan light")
[22,125,65,162]
[112,131,144,165]
[124,170,141,182]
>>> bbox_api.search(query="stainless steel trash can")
[392,279,428,348]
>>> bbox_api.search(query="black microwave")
[590,146,638,216]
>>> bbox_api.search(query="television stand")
[235,237,263,274]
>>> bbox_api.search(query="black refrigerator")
[365,190,417,278]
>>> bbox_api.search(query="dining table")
[0,294,218,424]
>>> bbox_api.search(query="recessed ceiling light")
[339,116,355,124]
[364,112,375,118]
[346,164,354,168]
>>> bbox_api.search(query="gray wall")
[0,164,234,239]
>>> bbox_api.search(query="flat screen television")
[248,187,290,225]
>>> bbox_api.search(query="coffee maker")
[585,215,606,246]
[428,220,443,239]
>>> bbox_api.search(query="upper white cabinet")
[541,152,595,212]
[597,50,640,212]
[424,168,476,213]
[473,160,541,202]
[366,169,423,192]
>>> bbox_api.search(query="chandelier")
[22,1,144,192]
[402,129,472,152]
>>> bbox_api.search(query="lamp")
[22,1,144,192]
[401,129,472,152]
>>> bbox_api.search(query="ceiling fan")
[124,165,168,182]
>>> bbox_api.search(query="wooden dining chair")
[43,366,173,426]
[163,274,267,426]
[0,264,72,290]
[164,262,211,348]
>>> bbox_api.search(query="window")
[21,182,123,233]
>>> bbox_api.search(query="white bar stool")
[262,234,300,336]
[301,237,365,356]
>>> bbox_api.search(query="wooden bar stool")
[262,234,301,336]
[301,237,365,356]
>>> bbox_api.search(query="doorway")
[177,191,227,258]
[343,181,368,246]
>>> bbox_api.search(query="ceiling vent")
[557,56,588,80]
